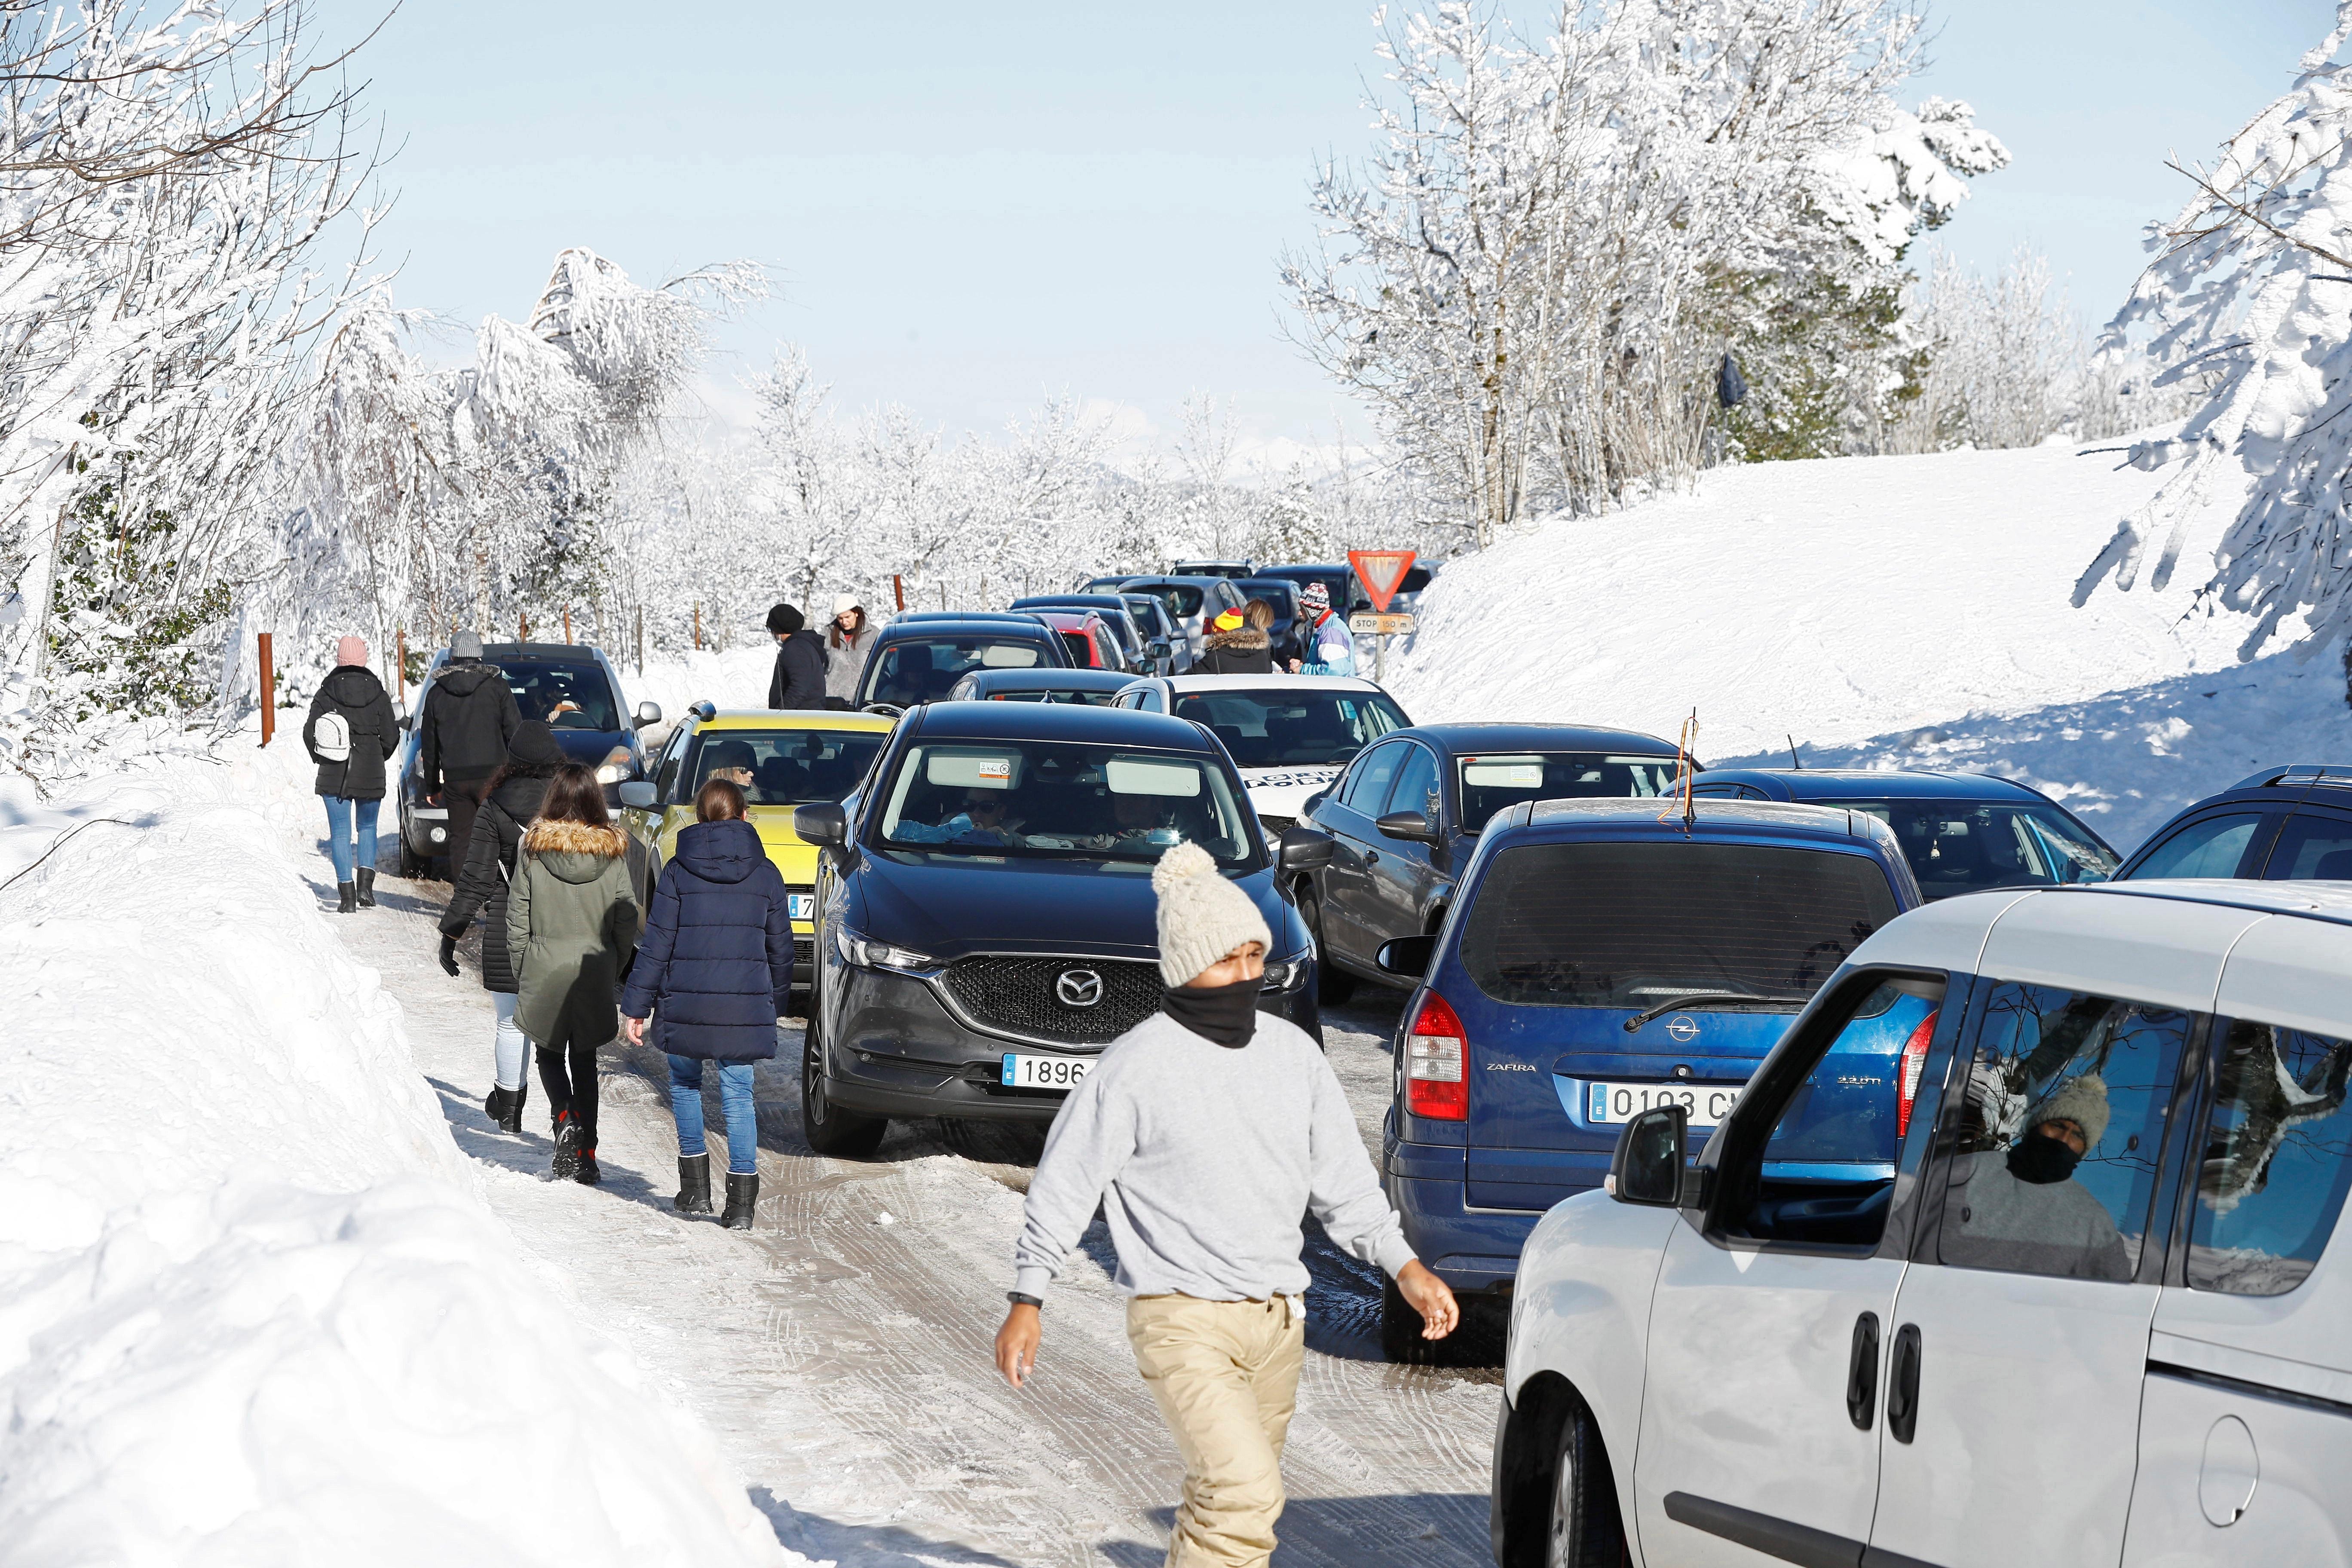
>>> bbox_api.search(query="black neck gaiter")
[1163,977,1260,1049]
[2006,1131,2082,1185]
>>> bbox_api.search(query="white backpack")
[314,710,352,763]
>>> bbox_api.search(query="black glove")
[438,934,460,977]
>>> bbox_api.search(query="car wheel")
[1544,1403,1627,1568]
[799,987,887,1158]
[398,838,426,879]
[1300,885,1354,1005]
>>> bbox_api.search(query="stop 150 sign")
[1347,549,1417,613]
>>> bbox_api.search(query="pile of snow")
[620,646,776,743]
[1386,443,2349,852]
[0,759,799,1566]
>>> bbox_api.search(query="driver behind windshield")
[701,739,758,795]
[1943,1074,2129,1279]
[1086,788,1185,854]
[894,787,1024,847]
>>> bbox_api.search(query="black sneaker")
[550,1114,581,1180]
[576,1148,601,1186]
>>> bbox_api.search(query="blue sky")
[336,1,2328,449]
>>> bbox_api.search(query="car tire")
[1300,885,1354,1005]
[799,988,887,1158]
[398,838,426,879]
[1543,1402,1627,1568]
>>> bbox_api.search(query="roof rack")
[2226,763,2352,791]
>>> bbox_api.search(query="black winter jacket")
[420,660,521,791]
[619,818,792,1062]
[305,665,400,799]
[1198,628,1274,676]
[438,772,552,993]
[767,630,829,710]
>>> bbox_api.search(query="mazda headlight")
[595,744,634,785]
[836,928,938,974]
[1260,953,1311,993]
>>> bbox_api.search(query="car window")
[686,729,887,807]
[2187,1018,2352,1295]
[1834,800,2118,898]
[2261,811,2352,880]
[874,740,1257,868]
[1341,741,1406,811]
[505,662,619,731]
[1136,584,1203,619]
[1385,743,1440,823]
[867,637,1044,707]
[1458,752,1684,831]
[1932,983,2191,1282]
[1458,841,1899,1009]
[2128,812,2274,880]
[1170,688,1408,768]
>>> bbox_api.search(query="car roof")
[877,615,1053,638]
[1504,796,1870,842]
[694,709,894,733]
[910,698,1216,750]
[1400,721,1682,756]
[2224,762,2352,792]
[959,668,1134,691]
[1121,575,1234,589]
[477,641,606,663]
[1154,673,1387,694]
[1700,767,2048,802]
[1013,594,1134,611]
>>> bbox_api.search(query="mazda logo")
[1666,1015,1700,1043]
[1056,969,1105,1008]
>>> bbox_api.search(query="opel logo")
[1666,1015,1700,1043]
[1057,969,1105,1008]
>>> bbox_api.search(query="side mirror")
[1277,825,1335,870]
[1608,1105,1690,1207]
[617,780,658,810]
[862,702,906,719]
[398,709,415,732]
[794,800,848,848]
[1376,934,1436,979]
[634,701,662,729]
[1148,640,1171,660]
[1376,809,1441,844]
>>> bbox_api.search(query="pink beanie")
[336,635,368,667]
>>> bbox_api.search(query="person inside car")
[701,738,758,794]
[1944,1074,2129,1280]
[1086,788,1186,855]
[896,788,1023,847]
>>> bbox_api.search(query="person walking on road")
[304,635,400,914]
[1198,603,1274,676]
[994,840,1458,1568]
[420,630,522,882]
[620,777,793,1229]
[766,603,829,710]
[1286,583,1355,678]
[437,720,568,1135]
[824,596,876,707]
[507,765,641,1185]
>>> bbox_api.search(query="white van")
[1496,879,2352,1568]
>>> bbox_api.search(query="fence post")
[396,629,408,699]
[893,574,906,612]
[635,604,643,671]
[520,610,530,641]
[258,631,275,747]
[563,607,572,643]
[693,602,702,650]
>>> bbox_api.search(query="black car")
[790,701,1334,1155]
[1257,560,1433,616]
[1009,594,1175,674]
[1690,767,2118,897]
[1296,722,1684,1001]
[2114,762,2352,881]
[395,641,659,875]
[855,615,1072,713]
[943,668,1136,705]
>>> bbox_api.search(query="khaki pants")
[1126,1293,1307,1568]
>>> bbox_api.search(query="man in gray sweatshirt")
[994,839,1458,1568]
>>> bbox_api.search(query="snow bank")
[1385,443,2341,852]
[0,757,799,1566]
[622,646,776,743]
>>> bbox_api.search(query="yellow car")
[616,704,894,991]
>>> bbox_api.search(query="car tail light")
[1406,991,1468,1121]
[1896,1009,1939,1137]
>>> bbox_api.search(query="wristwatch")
[1007,1291,1042,1310]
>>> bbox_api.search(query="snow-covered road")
[319,829,1500,1567]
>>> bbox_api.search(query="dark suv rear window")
[1460,841,1899,1009]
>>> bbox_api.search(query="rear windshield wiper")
[1622,992,1805,1033]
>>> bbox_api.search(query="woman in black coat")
[620,777,793,1229]
[303,635,400,914]
[437,720,568,1134]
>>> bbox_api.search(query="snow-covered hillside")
[1386,443,2349,853]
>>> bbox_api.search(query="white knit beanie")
[1152,840,1274,986]
[2029,1073,2111,1148]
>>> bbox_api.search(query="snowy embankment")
[0,761,799,1565]
[1386,442,2349,853]
[625,646,776,744]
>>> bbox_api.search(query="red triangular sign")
[1348,549,1417,614]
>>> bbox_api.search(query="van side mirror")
[1376,934,1435,979]
[1277,826,1334,870]
[794,801,848,848]
[1148,640,1171,660]
[1376,810,1440,844]
[634,701,662,729]
[1608,1105,1690,1207]
[617,780,658,810]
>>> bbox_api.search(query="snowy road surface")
[325,839,1499,1567]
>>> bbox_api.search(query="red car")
[1028,609,1129,671]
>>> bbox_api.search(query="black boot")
[355,868,376,908]
[550,1111,581,1180]
[721,1172,759,1230]
[481,1086,524,1136]
[675,1153,713,1214]
[576,1144,601,1185]
[337,881,357,914]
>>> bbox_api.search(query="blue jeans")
[668,1056,758,1175]
[322,795,379,883]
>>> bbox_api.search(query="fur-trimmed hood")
[521,818,630,882]
[1204,626,1269,653]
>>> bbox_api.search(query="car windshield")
[1460,841,1900,1009]
[869,637,1045,707]
[1237,583,1298,618]
[505,661,619,731]
[686,729,885,806]
[1457,752,1683,831]
[1172,689,1409,767]
[1830,800,2116,898]
[877,741,1258,867]
[1134,584,1204,619]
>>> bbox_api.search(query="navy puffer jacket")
[620,818,792,1061]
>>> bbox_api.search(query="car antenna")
[1788,733,1801,769]
[1658,708,1699,836]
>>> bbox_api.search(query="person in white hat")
[1944,1071,2129,1279]
[995,839,1458,1568]
[824,594,876,707]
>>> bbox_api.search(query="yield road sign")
[1348,549,1417,614]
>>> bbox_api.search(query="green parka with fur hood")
[506,818,641,1047]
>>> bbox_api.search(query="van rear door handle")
[1886,1323,1922,1444]
[1365,850,1380,866]
[1846,1313,1880,1430]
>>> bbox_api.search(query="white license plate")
[1587,1081,1741,1127]
[1001,1053,1092,1090]
[788,893,814,921]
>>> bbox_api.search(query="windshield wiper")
[1622,992,1806,1033]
